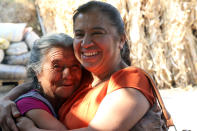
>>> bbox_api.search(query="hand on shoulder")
[0,96,20,131]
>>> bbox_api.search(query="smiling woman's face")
[37,46,82,100]
[73,9,122,75]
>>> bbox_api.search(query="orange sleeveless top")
[58,67,155,129]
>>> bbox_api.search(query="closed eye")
[92,32,103,35]
[75,32,84,36]
[52,64,64,71]
[74,30,84,38]
[53,64,61,68]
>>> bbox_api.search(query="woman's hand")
[16,117,37,131]
[0,81,33,131]
[0,97,20,131]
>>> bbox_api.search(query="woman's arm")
[16,109,67,131]
[4,81,33,100]
[25,109,67,131]
[87,88,150,130]
[16,117,50,131]
[17,88,150,131]
[0,82,33,131]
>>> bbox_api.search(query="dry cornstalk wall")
[36,0,197,89]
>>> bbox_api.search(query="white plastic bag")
[24,31,40,49]
[5,52,30,65]
[6,42,28,56]
[0,23,26,42]
[0,64,27,80]
[0,49,4,63]
[0,37,10,49]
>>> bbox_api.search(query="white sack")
[0,49,4,63]
[0,64,27,80]
[0,23,26,42]
[6,41,28,56]
[24,31,40,49]
[5,52,30,65]
[0,37,10,49]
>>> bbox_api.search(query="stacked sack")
[0,23,40,80]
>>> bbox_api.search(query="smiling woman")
[58,1,156,130]
[73,10,123,77]
[0,1,171,131]
[36,46,81,99]
[14,33,83,130]
[27,33,82,103]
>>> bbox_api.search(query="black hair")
[73,1,131,65]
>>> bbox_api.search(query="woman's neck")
[91,60,128,87]
[45,94,65,112]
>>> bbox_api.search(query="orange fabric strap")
[139,69,175,128]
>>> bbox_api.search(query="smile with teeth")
[83,52,99,57]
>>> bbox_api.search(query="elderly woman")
[0,33,89,131]
[15,33,85,130]
[0,1,169,131]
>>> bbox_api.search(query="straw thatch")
[36,0,197,89]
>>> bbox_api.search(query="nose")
[81,34,93,48]
[62,67,72,80]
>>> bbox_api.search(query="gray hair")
[27,33,73,89]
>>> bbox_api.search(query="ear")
[118,34,126,49]
[37,73,41,79]
[37,71,42,81]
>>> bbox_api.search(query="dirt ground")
[0,86,196,131]
[160,88,197,131]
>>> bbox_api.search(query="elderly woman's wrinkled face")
[37,46,82,100]
[73,9,123,74]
